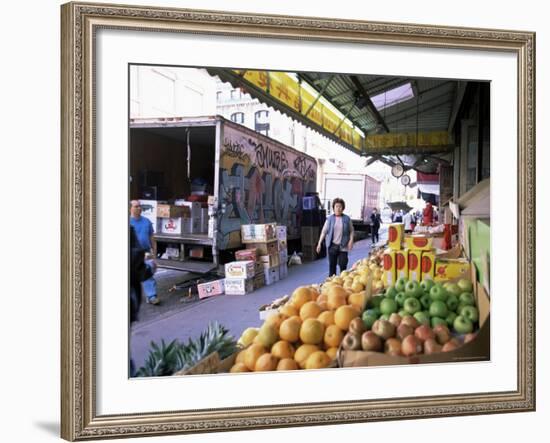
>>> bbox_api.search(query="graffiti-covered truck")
[129,116,317,272]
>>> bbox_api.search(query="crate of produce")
[224,261,255,279]
[197,279,225,299]
[224,277,254,295]
[246,241,278,256]
[241,223,277,243]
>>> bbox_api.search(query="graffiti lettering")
[293,155,316,180]
[251,139,289,174]
[223,138,249,162]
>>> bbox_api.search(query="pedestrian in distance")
[370,208,382,244]
[403,210,413,234]
[316,198,355,277]
[129,200,160,305]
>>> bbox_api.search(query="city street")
[131,228,387,369]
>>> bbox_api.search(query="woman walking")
[316,198,355,277]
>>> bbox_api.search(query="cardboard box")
[388,223,404,250]
[157,204,190,219]
[404,235,434,251]
[259,306,277,320]
[174,200,201,218]
[189,246,204,258]
[182,216,201,234]
[278,239,288,251]
[246,241,278,256]
[241,223,277,243]
[225,261,255,278]
[279,249,288,265]
[139,199,161,233]
[434,258,471,282]
[382,249,396,287]
[235,248,257,262]
[279,263,288,279]
[254,273,266,290]
[395,249,408,280]
[264,266,280,285]
[197,279,225,299]
[224,278,254,295]
[260,254,280,268]
[276,225,287,241]
[159,217,185,235]
[254,261,263,276]
[421,250,436,281]
[408,249,422,282]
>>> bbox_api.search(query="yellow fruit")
[271,340,295,359]
[326,347,338,360]
[235,349,247,364]
[317,310,335,327]
[351,281,364,293]
[359,274,370,286]
[255,323,279,349]
[299,318,325,345]
[244,343,266,370]
[324,324,344,348]
[238,327,259,347]
[294,344,320,369]
[332,277,344,286]
[369,263,378,272]
[309,288,320,301]
[334,305,360,331]
[230,362,250,373]
[276,358,299,371]
[373,269,383,280]
[279,304,298,318]
[305,351,332,369]
[348,292,367,311]
[279,316,302,343]
[264,312,286,331]
[327,290,347,311]
[254,353,279,372]
[316,294,328,305]
[374,280,385,290]
[291,287,314,310]
[300,301,323,321]
[340,271,349,279]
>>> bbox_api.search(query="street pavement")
[131,227,387,369]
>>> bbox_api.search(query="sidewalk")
[131,228,387,369]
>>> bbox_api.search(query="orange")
[294,344,320,369]
[291,287,313,310]
[276,358,299,371]
[254,353,279,372]
[271,340,295,359]
[299,301,323,321]
[317,310,335,327]
[279,316,302,343]
[244,343,266,371]
[279,304,298,318]
[326,347,338,360]
[299,318,325,345]
[230,362,250,373]
[324,324,344,348]
[334,305,360,331]
[304,351,332,369]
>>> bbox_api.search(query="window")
[216,91,223,102]
[230,89,242,100]
[371,83,414,110]
[255,110,270,136]
[231,112,245,124]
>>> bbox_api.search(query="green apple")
[459,292,475,306]
[420,293,431,310]
[395,277,408,293]
[420,279,435,293]
[380,297,398,316]
[395,291,407,307]
[446,294,459,312]
[385,286,397,299]
[460,305,479,322]
[405,280,421,298]
[431,316,447,328]
[429,300,449,318]
[453,315,474,334]
[429,284,448,302]
[398,309,408,317]
[362,312,377,330]
[413,311,430,326]
[457,278,473,293]
[446,312,458,328]
[403,297,421,315]
[379,314,390,321]
[371,295,385,309]
[364,308,381,318]
[443,282,462,297]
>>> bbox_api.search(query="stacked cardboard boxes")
[383,226,439,287]
[224,260,256,295]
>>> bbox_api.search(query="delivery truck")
[321,172,381,233]
[129,115,318,273]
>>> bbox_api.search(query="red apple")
[400,315,419,329]
[388,313,402,328]
[442,338,462,352]
[464,332,478,344]
[433,324,452,345]
[401,335,423,356]
[372,319,396,340]
[384,338,402,356]
[414,325,435,343]
[361,331,383,351]
[423,338,443,355]
[396,323,414,340]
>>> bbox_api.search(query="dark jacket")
[130,226,153,323]
[370,212,381,228]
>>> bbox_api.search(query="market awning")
[387,201,413,212]
[207,68,462,158]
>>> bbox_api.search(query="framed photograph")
[61,1,535,440]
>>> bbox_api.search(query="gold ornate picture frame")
[61,1,535,440]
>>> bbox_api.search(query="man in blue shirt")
[130,200,159,305]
